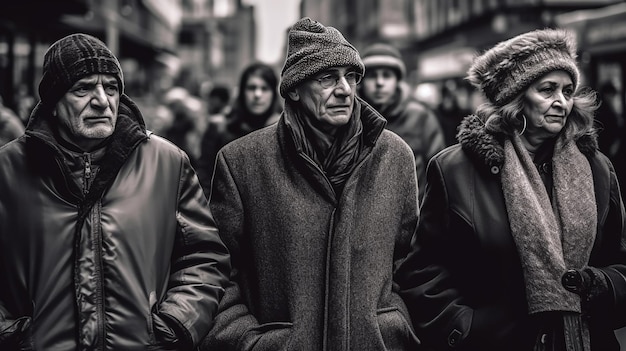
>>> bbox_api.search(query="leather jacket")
[0,95,231,350]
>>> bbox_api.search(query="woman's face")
[244,75,274,115]
[522,70,574,138]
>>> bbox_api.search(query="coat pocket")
[239,321,293,351]
[376,306,420,350]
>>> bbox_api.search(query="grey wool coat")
[200,100,420,351]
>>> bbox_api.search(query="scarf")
[501,133,596,351]
[283,100,363,196]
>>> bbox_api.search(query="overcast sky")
[242,0,300,64]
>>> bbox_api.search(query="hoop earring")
[519,114,527,135]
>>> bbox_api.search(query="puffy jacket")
[396,115,626,350]
[200,99,420,350]
[0,95,231,350]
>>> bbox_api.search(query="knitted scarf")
[283,99,363,195]
[501,133,596,351]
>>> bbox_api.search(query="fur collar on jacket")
[456,114,598,170]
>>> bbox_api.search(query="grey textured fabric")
[467,28,579,106]
[279,17,364,98]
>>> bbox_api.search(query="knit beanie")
[279,17,364,98]
[361,43,406,79]
[467,28,579,106]
[38,33,124,108]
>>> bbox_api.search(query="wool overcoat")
[201,101,420,350]
[396,115,626,351]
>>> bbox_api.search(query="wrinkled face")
[522,70,574,138]
[244,75,274,115]
[55,74,120,150]
[288,66,357,129]
[362,67,398,106]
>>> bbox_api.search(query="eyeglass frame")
[313,71,363,89]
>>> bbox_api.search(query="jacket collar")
[24,94,148,208]
[457,114,598,170]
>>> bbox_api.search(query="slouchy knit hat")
[467,28,579,106]
[361,43,406,79]
[279,17,364,98]
[38,33,124,108]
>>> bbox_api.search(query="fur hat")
[361,43,406,79]
[467,28,579,106]
[279,17,364,98]
[38,33,124,108]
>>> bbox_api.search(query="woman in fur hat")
[396,28,626,351]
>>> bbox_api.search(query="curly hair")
[476,84,599,142]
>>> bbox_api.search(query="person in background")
[0,95,25,147]
[396,28,626,351]
[0,33,230,350]
[197,62,280,195]
[437,80,473,147]
[207,84,231,118]
[199,17,419,350]
[359,42,445,201]
[595,80,624,160]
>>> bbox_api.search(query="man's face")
[288,66,359,130]
[55,74,120,150]
[362,67,398,106]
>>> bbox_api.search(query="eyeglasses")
[314,72,363,89]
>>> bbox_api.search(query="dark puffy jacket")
[396,115,626,351]
[0,95,231,350]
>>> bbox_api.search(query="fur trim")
[457,115,597,170]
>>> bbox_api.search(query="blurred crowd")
[1,42,625,200]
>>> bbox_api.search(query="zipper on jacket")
[83,153,92,195]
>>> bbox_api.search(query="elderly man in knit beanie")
[359,42,445,201]
[200,17,420,351]
[0,33,231,350]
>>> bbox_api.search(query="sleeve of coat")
[588,156,626,328]
[395,156,518,350]
[157,151,231,348]
[199,151,269,351]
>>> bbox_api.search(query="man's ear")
[287,90,300,101]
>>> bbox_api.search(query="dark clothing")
[363,84,445,201]
[0,106,25,147]
[196,110,279,196]
[0,95,231,350]
[201,98,419,350]
[396,115,626,351]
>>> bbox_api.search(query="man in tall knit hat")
[0,33,231,350]
[200,17,420,350]
[397,28,626,351]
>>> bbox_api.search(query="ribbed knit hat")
[361,43,406,79]
[38,33,124,108]
[467,28,579,106]
[279,17,364,98]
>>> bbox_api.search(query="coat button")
[448,329,462,347]
[490,166,500,174]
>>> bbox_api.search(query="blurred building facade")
[0,0,256,117]
[300,0,625,113]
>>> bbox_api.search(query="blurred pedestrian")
[359,42,445,201]
[437,80,473,147]
[0,95,25,147]
[0,33,230,350]
[207,84,231,117]
[595,80,623,159]
[396,28,626,351]
[197,62,280,194]
[200,18,419,350]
